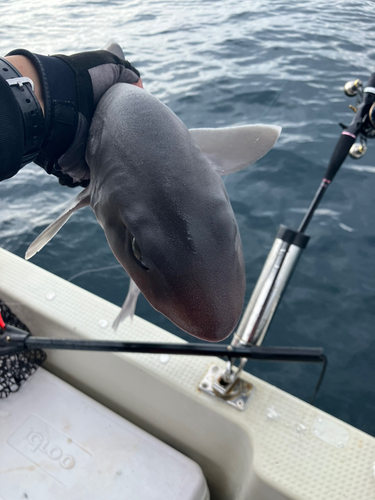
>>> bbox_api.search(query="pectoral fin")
[189,124,281,175]
[25,187,91,260]
[112,279,141,331]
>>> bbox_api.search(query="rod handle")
[324,133,355,182]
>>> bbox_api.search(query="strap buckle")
[7,76,34,91]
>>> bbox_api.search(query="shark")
[26,81,281,342]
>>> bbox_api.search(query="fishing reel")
[344,78,363,97]
[342,75,375,159]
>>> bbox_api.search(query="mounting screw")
[5,336,11,343]
[201,382,208,389]
[237,399,244,409]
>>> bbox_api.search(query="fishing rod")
[0,323,325,363]
[0,318,327,403]
[298,73,375,233]
[219,72,375,395]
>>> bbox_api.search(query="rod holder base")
[198,364,255,411]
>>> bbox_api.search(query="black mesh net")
[0,300,46,398]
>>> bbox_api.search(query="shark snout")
[148,265,245,342]
[169,292,243,342]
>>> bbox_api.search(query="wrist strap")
[0,57,44,166]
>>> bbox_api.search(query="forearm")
[1,44,142,185]
[5,55,44,114]
[4,55,143,113]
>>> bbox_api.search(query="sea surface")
[1,0,375,436]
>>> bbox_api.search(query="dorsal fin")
[103,41,125,60]
[25,187,91,260]
[189,124,281,175]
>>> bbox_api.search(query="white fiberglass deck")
[1,247,375,500]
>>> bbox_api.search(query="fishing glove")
[4,44,141,187]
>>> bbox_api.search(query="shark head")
[96,186,246,341]
[26,83,281,342]
[89,105,246,340]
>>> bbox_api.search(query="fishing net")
[0,300,46,399]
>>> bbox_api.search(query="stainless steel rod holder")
[233,234,285,343]
[251,243,304,346]
[232,226,310,348]
[220,227,309,394]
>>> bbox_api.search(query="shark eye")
[131,237,149,270]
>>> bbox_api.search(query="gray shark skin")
[26,83,281,342]
[88,84,245,341]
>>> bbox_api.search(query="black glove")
[7,43,141,187]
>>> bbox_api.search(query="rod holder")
[232,226,309,348]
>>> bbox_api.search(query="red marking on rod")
[0,311,5,330]
[342,131,356,139]
[323,178,331,184]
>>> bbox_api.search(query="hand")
[6,43,142,187]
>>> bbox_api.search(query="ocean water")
[1,0,375,436]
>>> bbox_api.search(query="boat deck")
[1,248,374,500]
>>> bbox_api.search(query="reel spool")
[349,140,367,159]
[344,79,363,97]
